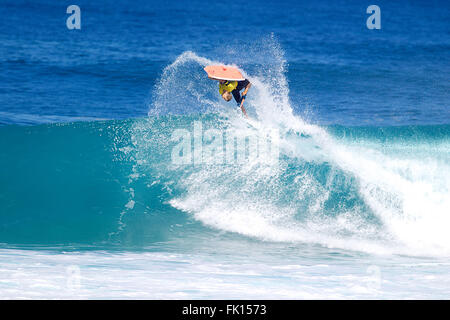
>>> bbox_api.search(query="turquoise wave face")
[1,116,449,257]
[0,120,189,247]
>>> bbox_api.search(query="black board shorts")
[232,79,250,104]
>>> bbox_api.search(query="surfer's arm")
[241,82,251,100]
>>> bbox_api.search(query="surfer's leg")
[232,79,250,103]
[232,90,242,104]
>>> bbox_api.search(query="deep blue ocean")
[0,0,449,299]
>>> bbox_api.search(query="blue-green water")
[1,115,449,298]
[2,116,446,250]
[1,113,449,298]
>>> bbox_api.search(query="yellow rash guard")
[219,81,238,95]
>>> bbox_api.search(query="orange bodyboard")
[204,65,245,81]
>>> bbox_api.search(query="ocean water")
[0,0,449,299]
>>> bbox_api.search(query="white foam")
[147,42,450,258]
[2,248,450,299]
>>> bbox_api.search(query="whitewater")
[143,45,450,258]
[1,41,449,299]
